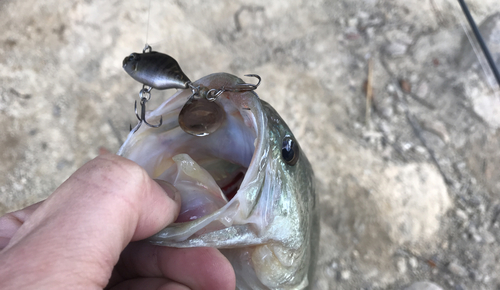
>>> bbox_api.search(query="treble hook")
[131,86,163,134]
[195,74,261,103]
[233,74,261,91]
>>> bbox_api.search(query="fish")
[118,72,319,290]
[122,51,191,89]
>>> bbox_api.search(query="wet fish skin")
[122,51,191,89]
[118,73,318,289]
[213,99,319,290]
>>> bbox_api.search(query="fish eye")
[129,53,141,62]
[282,136,299,166]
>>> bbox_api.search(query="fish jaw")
[118,73,318,290]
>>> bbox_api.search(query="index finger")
[109,242,236,290]
[0,201,43,250]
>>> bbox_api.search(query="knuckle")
[76,155,151,203]
[94,155,146,185]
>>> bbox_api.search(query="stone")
[347,17,359,27]
[370,163,451,246]
[396,257,407,274]
[482,230,496,244]
[455,209,468,221]
[340,270,351,281]
[409,257,418,269]
[447,261,468,277]
[405,281,443,290]
[385,42,408,56]
[415,81,429,99]
[462,73,500,129]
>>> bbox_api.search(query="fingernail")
[154,179,180,203]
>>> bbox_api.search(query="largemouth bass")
[118,72,319,289]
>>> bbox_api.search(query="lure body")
[122,51,191,89]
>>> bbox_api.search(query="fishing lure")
[123,47,261,136]
[123,49,191,90]
[123,46,192,133]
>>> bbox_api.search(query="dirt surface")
[1,0,500,289]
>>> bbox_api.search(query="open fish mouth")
[118,73,267,241]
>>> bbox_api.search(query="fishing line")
[145,0,152,47]
[457,0,500,87]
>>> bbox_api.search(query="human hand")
[0,154,235,290]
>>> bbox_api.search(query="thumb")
[134,178,181,240]
[0,154,181,289]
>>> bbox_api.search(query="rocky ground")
[1,0,500,289]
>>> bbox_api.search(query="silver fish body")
[118,73,318,289]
